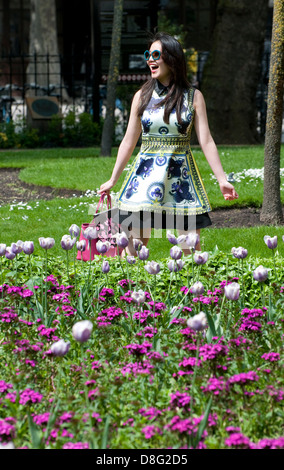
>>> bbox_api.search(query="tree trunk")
[201,0,268,144]
[26,0,68,100]
[260,0,284,225]
[100,0,124,156]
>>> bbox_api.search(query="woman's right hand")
[98,179,115,195]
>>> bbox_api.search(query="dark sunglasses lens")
[144,51,150,60]
[152,50,160,60]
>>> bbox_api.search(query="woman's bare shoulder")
[193,88,206,110]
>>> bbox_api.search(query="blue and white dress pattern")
[117,83,212,216]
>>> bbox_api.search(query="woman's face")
[146,40,172,86]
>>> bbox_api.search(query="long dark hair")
[137,32,191,125]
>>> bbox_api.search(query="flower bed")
[0,230,283,449]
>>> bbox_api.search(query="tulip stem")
[66,251,69,282]
[191,251,195,283]
[153,275,157,342]
[73,246,77,293]
[260,283,265,308]
[174,268,179,294]
[240,259,245,308]
[165,272,173,304]
[44,250,48,323]
[0,257,3,299]
[0,256,4,300]
[15,254,18,286]
[225,300,233,339]
[272,250,278,282]
[190,333,201,416]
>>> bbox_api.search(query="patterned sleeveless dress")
[117,81,212,231]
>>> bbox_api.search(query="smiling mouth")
[150,65,159,72]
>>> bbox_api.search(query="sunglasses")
[144,50,161,61]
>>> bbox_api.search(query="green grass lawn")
[1,145,284,259]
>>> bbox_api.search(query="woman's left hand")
[219,181,239,201]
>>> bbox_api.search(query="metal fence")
[0,51,269,138]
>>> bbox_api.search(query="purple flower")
[33,413,51,426]
[227,371,259,386]
[38,237,55,250]
[11,240,24,254]
[62,442,90,449]
[224,282,240,301]
[261,352,280,362]
[72,320,93,343]
[238,319,262,332]
[22,241,34,255]
[144,260,160,275]
[170,391,192,411]
[0,418,15,441]
[142,425,162,439]
[49,339,70,357]
[96,240,111,254]
[190,281,205,295]
[115,231,129,248]
[187,311,208,332]
[194,251,209,265]
[201,376,225,395]
[82,226,97,240]
[69,224,80,238]
[264,235,277,250]
[133,238,143,251]
[19,388,43,405]
[61,235,76,251]
[225,432,253,449]
[5,247,16,260]
[170,245,183,260]
[125,341,152,356]
[231,246,248,259]
[253,265,268,282]
[185,232,200,250]
[101,259,110,274]
[76,240,87,252]
[138,245,149,260]
[127,255,137,264]
[0,243,7,256]
[0,380,13,393]
[131,290,146,305]
[168,259,185,272]
[166,230,178,245]
[256,437,284,449]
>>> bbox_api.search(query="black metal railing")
[0,51,270,138]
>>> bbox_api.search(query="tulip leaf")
[192,395,213,448]
[101,415,110,449]
[205,311,217,343]
[28,412,44,449]
[120,320,131,336]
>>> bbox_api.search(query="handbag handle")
[95,192,112,215]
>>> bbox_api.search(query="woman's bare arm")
[193,89,238,201]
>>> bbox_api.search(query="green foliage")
[0,246,283,449]
[0,112,103,149]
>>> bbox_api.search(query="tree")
[201,0,269,144]
[260,0,284,225]
[100,0,124,157]
[26,0,67,99]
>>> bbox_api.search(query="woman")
[98,32,238,255]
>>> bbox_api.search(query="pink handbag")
[76,193,122,261]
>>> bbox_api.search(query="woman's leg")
[123,226,152,257]
[177,228,201,255]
